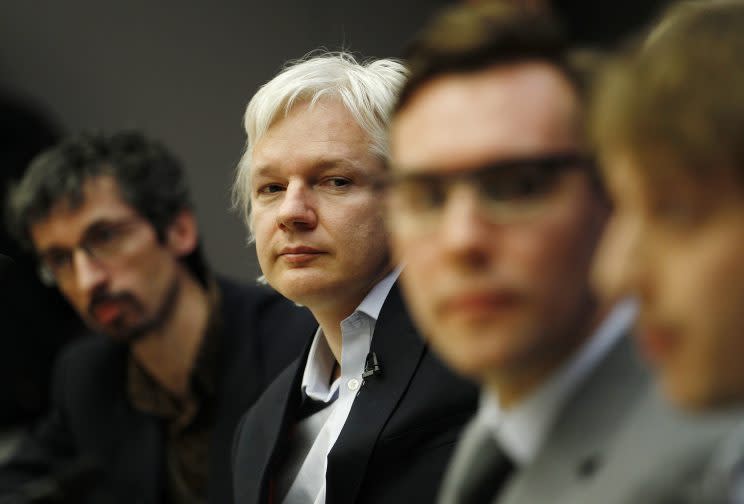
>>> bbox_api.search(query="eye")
[483,167,558,201]
[86,225,121,250]
[256,183,285,195]
[320,177,352,189]
[43,250,72,271]
[651,199,702,227]
[396,178,447,212]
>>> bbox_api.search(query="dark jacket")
[0,277,315,504]
[232,283,479,504]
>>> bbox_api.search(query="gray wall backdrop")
[0,0,449,280]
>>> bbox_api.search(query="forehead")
[251,98,376,177]
[391,62,581,172]
[30,175,136,251]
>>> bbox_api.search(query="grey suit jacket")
[664,419,744,504]
[438,336,739,504]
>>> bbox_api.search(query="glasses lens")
[38,264,56,286]
[394,175,448,213]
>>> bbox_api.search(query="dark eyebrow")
[389,152,592,181]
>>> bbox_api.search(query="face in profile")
[30,175,196,341]
[593,153,744,410]
[389,63,607,387]
[249,98,391,311]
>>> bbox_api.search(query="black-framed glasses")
[37,217,143,286]
[384,152,595,232]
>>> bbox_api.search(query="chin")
[428,339,498,383]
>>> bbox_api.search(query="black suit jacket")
[0,277,316,504]
[232,284,479,504]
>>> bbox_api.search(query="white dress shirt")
[475,299,638,466]
[281,269,400,504]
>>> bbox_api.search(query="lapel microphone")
[362,351,382,379]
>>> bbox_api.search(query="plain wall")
[0,0,449,280]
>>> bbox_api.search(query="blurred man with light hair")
[386,3,737,503]
[230,52,477,504]
[592,1,744,501]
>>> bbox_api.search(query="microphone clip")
[362,351,381,379]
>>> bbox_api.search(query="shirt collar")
[356,265,401,320]
[128,276,222,427]
[477,298,637,466]
[301,268,401,403]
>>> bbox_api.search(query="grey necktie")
[459,431,515,504]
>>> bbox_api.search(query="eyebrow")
[252,158,362,179]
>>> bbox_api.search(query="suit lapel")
[239,354,306,504]
[499,334,650,503]
[326,284,426,504]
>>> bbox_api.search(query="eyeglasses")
[384,153,595,233]
[37,217,143,286]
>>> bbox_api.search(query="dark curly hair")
[6,131,209,284]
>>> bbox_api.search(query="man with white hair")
[230,52,478,504]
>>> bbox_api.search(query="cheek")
[506,209,599,290]
[331,201,389,261]
[59,287,88,315]
[250,211,275,267]
[396,243,439,312]
[682,242,744,375]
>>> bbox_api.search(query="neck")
[484,303,609,410]
[307,266,393,366]
[131,272,210,400]
[311,300,361,366]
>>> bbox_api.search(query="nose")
[592,214,645,303]
[277,181,317,231]
[440,184,494,267]
[71,248,108,294]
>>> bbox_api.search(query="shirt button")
[347,378,360,391]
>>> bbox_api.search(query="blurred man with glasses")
[385,4,736,503]
[0,131,313,503]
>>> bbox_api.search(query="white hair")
[231,51,408,241]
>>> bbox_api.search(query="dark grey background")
[0,0,673,281]
[0,0,450,280]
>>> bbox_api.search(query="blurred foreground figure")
[387,3,736,503]
[230,52,477,504]
[0,132,313,503]
[592,1,744,501]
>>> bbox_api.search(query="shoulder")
[216,275,313,326]
[55,333,126,377]
[215,275,277,315]
[232,356,304,462]
[49,334,129,411]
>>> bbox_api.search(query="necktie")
[296,390,337,421]
[459,433,515,504]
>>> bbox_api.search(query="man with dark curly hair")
[0,131,313,504]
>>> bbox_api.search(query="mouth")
[439,290,523,320]
[278,246,325,265]
[91,300,125,326]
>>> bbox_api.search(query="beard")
[87,277,181,342]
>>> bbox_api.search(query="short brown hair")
[592,1,744,183]
[396,2,592,114]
